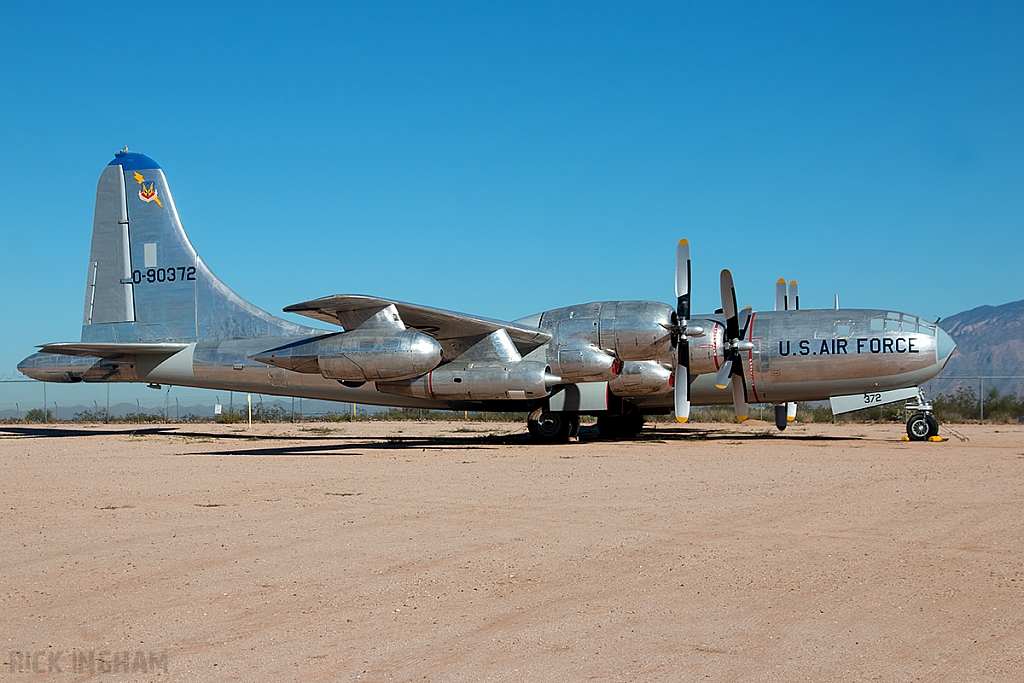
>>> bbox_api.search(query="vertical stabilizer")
[81,150,315,343]
[84,163,134,325]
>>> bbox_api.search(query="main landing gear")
[905,389,939,441]
[525,406,646,443]
[526,409,580,443]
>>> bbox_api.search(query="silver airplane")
[19,151,956,442]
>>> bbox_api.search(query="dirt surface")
[1,420,1023,681]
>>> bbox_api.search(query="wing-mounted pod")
[608,361,672,397]
[254,329,443,382]
[377,361,560,401]
[549,344,621,383]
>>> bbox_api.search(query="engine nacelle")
[255,330,443,382]
[548,344,619,383]
[608,361,672,397]
[538,301,674,363]
[377,361,560,401]
[600,301,675,361]
[686,319,724,377]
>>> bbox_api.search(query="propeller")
[674,240,692,423]
[774,276,800,424]
[714,270,753,421]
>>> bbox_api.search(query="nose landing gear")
[905,390,940,441]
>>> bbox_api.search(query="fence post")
[980,376,985,424]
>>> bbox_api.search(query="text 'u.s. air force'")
[778,337,919,356]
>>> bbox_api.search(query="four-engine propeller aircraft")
[19,151,956,442]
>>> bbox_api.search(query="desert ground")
[1,419,1023,681]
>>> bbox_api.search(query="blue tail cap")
[108,150,160,171]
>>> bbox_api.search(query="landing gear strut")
[905,389,939,441]
[527,409,580,443]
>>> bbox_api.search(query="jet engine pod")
[608,361,673,397]
[377,361,561,401]
[599,301,675,361]
[317,330,443,382]
[255,330,443,382]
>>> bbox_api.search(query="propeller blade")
[786,401,797,422]
[674,363,690,423]
[775,278,787,311]
[720,269,739,340]
[739,306,753,339]
[788,280,799,311]
[731,373,749,421]
[675,239,691,304]
[714,359,732,390]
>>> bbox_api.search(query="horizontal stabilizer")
[285,295,552,354]
[38,342,189,359]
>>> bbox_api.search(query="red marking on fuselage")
[746,312,760,403]
[428,371,435,400]
[713,322,721,370]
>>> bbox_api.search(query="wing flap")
[284,295,551,354]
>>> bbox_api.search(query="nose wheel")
[904,389,940,441]
[906,412,939,441]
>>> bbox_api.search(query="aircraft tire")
[596,416,623,438]
[906,413,931,441]
[774,405,788,431]
[528,411,577,443]
[626,412,645,436]
[925,414,939,438]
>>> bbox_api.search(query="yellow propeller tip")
[678,238,688,245]
[777,278,786,283]
[786,416,796,421]
[676,416,688,423]
[789,280,798,285]
[737,416,748,422]
[715,383,729,390]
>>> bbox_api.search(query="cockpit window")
[870,318,884,332]
[884,318,901,332]
[835,322,853,337]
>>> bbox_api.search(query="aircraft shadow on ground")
[0,423,865,456]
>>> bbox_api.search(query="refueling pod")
[254,329,442,382]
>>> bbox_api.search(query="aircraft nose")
[936,326,956,367]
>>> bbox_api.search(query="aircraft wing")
[284,295,552,354]
[37,342,189,358]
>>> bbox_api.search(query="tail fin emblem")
[133,171,164,208]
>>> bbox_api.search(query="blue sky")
[1,1,1022,406]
